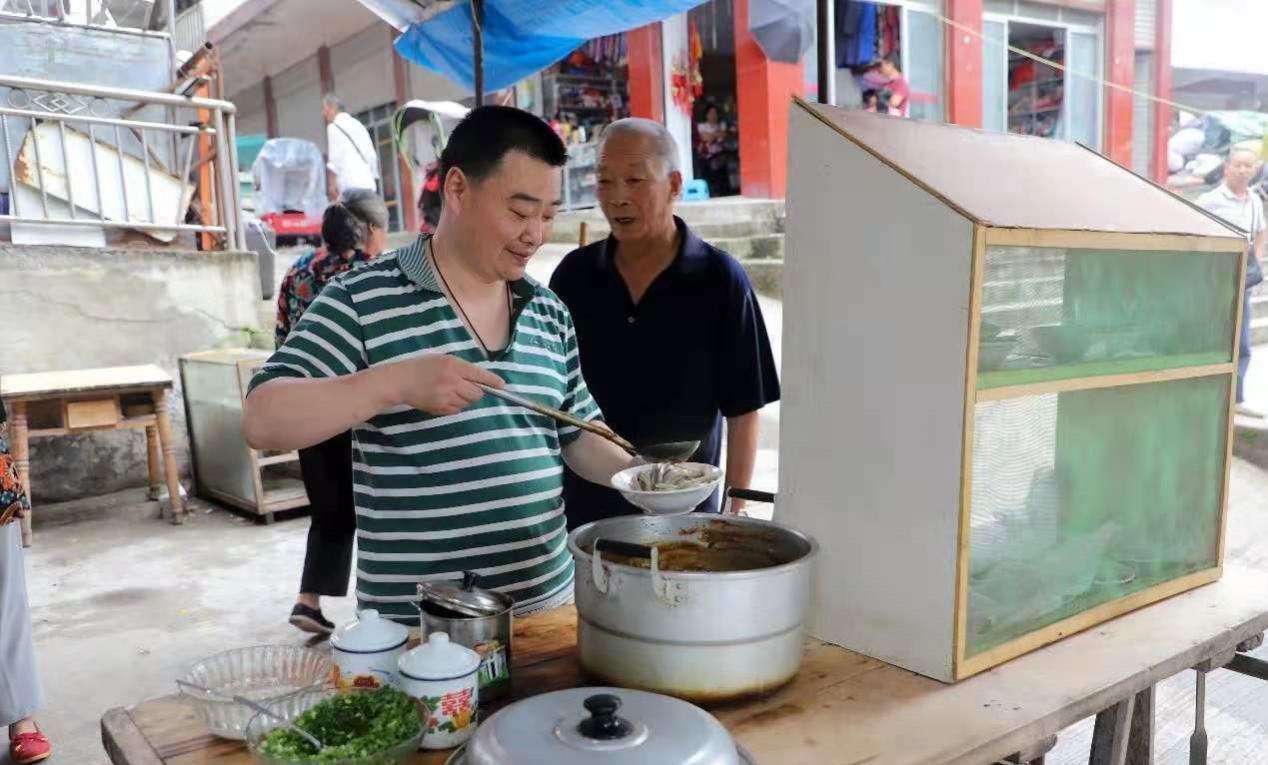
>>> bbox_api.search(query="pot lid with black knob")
[452,686,752,765]
[417,571,513,618]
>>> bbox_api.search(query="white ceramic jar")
[329,609,410,690]
[397,632,481,750]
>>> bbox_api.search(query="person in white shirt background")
[1198,147,1267,418]
[322,94,380,201]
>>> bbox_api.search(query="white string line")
[934,11,1210,119]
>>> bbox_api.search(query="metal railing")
[0,73,245,250]
[172,2,204,54]
[0,0,177,34]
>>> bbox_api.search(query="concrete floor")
[13,243,1268,764]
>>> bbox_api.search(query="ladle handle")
[477,384,637,455]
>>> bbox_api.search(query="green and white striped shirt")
[249,235,602,623]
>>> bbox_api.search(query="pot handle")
[727,488,776,504]
[590,540,671,604]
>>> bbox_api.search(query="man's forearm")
[1255,231,1265,265]
[244,371,389,451]
[562,430,637,486]
[725,411,761,492]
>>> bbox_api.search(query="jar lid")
[329,609,409,653]
[398,632,481,681]
[463,687,740,765]
[418,572,514,618]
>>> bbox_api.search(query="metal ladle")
[175,679,323,752]
[476,384,699,462]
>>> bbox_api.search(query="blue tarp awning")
[392,0,709,94]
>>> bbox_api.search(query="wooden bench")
[1,364,186,545]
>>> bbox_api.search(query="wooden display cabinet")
[179,350,308,523]
[780,99,1247,682]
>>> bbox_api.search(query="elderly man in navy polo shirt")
[550,118,780,528]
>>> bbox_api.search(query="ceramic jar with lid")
[329,609,410,690]
[398,632,481,750]
[452,687,754,765]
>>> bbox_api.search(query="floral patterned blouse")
[1,400,29,515]
[274,247,375,348]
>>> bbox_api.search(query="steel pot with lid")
[446,687,756,765]
[417,572,514,702]
[569,510,817,704]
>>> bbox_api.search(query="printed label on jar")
[424,687,475,735]
[474,639,509,687]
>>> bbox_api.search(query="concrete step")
[1251,293,1268,346]
[709,234,784,261]
[739,259,783,300]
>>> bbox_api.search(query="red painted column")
[945,0,984,128]
[262,75,279,138]
[391,27,418,232]
[733,0,803,199]
[627,23,665,123]
[1104,0,1134,165]
[317,44,335,96]
[1152,0,1173,184]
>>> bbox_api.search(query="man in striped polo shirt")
[244,106,636,623]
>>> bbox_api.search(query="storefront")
[981,2,1104,150]
[591,0,1169,199]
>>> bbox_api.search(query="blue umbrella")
[361,0,711,100]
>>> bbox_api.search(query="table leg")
[1190,672,1207,765]
[145,425,162,501]
[1090,692,1138,765]
[152,389,185,525]
[9,402,32,547]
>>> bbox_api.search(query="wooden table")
[101,564,1268,765]
[2,364,186,545]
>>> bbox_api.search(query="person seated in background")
[274,190,389,633]
[862,57,909,117]
[550,118,780,529]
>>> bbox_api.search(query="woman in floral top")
[1,400,51,763]
[275,190,390,634]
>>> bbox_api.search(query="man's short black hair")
[440,105,568,184]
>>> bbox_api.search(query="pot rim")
[566,514,819,581]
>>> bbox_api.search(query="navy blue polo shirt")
[549,216,780,529]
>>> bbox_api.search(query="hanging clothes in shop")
[835,1,878,68]
[879,5,900,60]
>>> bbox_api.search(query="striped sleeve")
[248,279,367,395]
[555,306,602,445]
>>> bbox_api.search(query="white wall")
[1172,0,1268,76]
[272,55,325,148]
[233,79,269,138]
[331,23,397,116]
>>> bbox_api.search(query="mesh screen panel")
[966,375,1229,656]
[977,246,1240,389]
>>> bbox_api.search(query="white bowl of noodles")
[610,462,723,516]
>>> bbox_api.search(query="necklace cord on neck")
[431,240,512,356]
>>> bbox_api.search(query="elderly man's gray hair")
[322,93,344,112]
[598,118,680,175]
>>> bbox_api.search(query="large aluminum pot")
[568,513,817,704]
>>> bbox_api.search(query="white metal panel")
[778,104,974,682]
[1134,0,1157,50]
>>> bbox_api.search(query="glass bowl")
[245,687,426,765]
[178,645,335,740]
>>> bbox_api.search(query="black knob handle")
[461,571,481,590]
[578,693,632,740]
